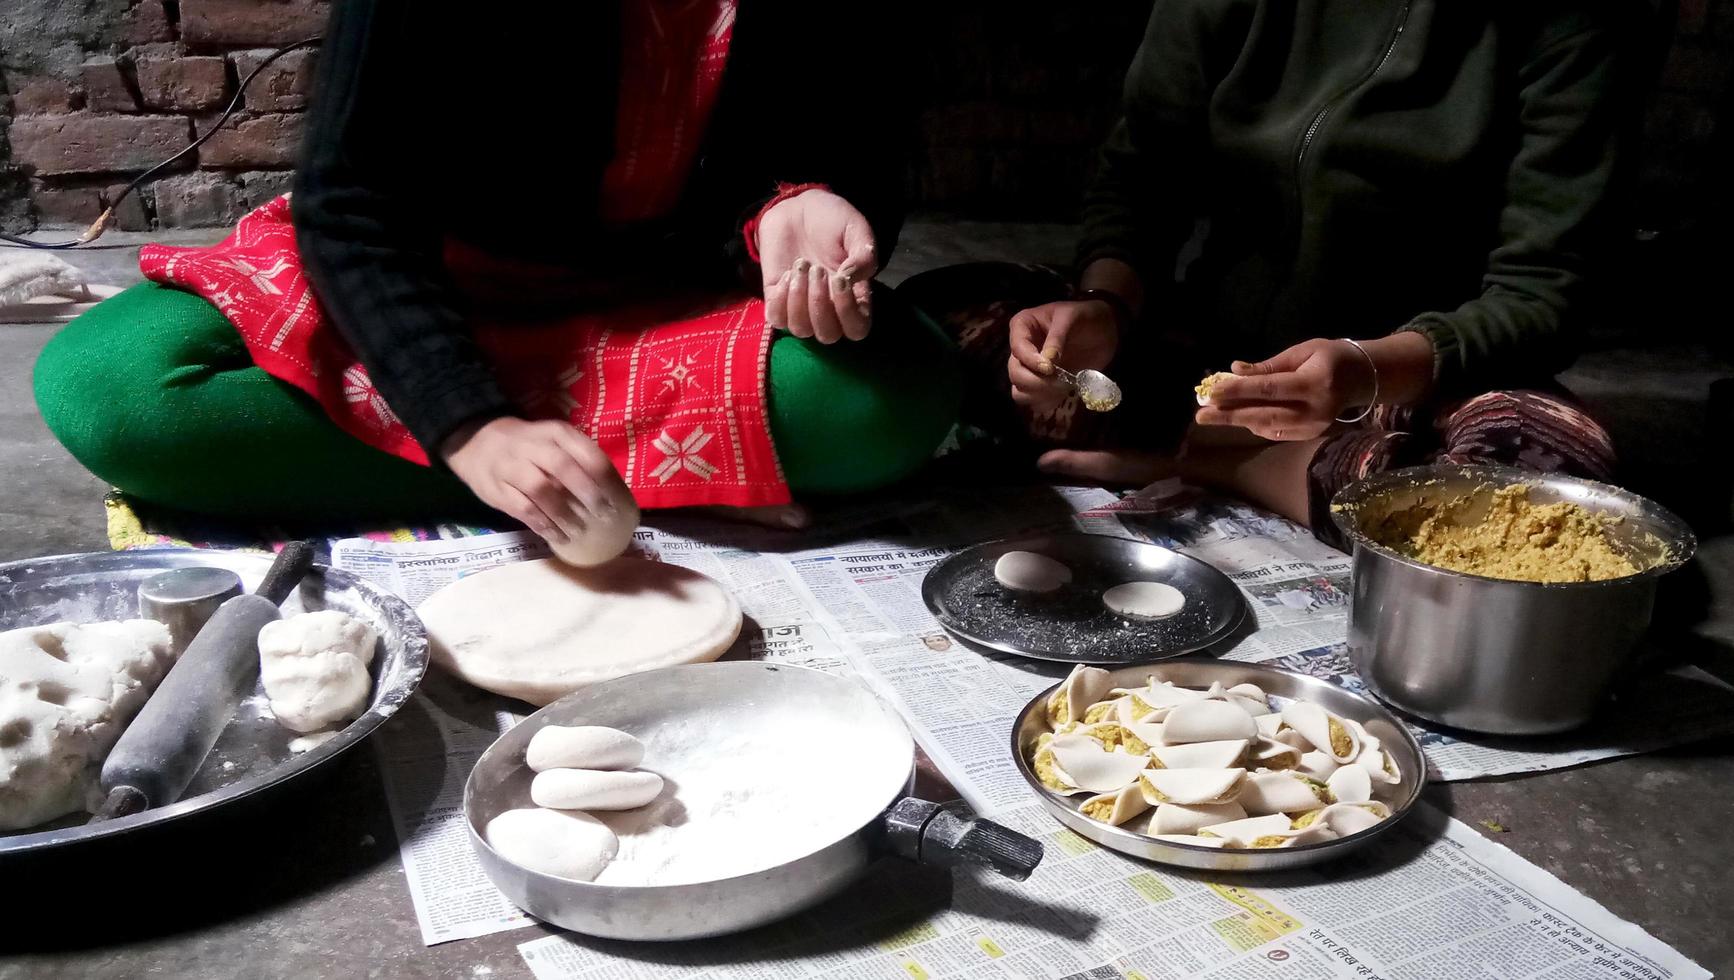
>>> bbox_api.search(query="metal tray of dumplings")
[0,548,427,858]
[1011,659,1427,871]
[922,533,1245,663]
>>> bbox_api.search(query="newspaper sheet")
[331,483,1730,954]
[517,802,1708,980]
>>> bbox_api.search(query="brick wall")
[0,1,1729,234]
[0,0,322,231]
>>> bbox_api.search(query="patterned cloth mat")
[104,491,505,559]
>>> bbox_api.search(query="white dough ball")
[485,807,618,881]
[548,484,641,568]
[994,551,1073,594]
[525,725,644,772]
[1102,582,1186,620]
[531,768,664,811]
[257,610,379,734]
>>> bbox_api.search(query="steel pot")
[1331,464,1695,735]
[464,661,1042,941]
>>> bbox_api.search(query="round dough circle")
[419,557,741,705]
[994,551,1073,594]
[1102,581,1186,620]
[526,725,644,772]
[485,807,618,881]
[531,768,665,810]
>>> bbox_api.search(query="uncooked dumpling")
[418,558,741,705]
[531,768,665,810]
[994,551,1073,594]
[1102,582,1185,620]
[485,807,618,881]
[526,725,644,772]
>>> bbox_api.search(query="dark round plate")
[921,533,1245,664]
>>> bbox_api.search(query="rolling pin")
[95,542,314,820]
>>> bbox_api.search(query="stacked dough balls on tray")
[1027,666,1402,848]
[485,725,661,881]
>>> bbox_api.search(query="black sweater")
[1077,0,1649,393]
[293,0,909,457]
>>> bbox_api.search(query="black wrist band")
[1077,288,1134,332]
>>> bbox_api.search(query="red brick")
[198,112,302,168]
[179,0,329,47]
[10,77,78,115]
[153,172,245,227]
[136,55,231,111]
[29,181,107,226]
[80,58,138,114]
[9,114,190,176]
[238,169,294,207]
[231,48,316,111]
[120,0,176,45]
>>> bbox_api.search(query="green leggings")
[34,282,960,521]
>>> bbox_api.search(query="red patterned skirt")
[139,197,790,509]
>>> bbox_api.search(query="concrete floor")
[1,223,1731,976]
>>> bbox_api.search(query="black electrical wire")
[1,36,322,250]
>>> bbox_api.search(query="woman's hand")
[758,189,877,344]
[1195,333,1433,440]
[1007,299,1120,415]
[442,416,629,544]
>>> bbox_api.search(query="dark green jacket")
[1077,0,1648,393]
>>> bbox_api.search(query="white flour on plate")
[591,712,902,887]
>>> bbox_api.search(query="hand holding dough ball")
[1103,582,1186,620]
[994,551,1073,594]
[257,610,379,733]
[485,807,619,881]
[531,768,665,810]
[526,725,645,772]
[1195,372,1235,405]
[549,481,641,568]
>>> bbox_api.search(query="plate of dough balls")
[1013,659,1425,870]
[920,532,1246,664]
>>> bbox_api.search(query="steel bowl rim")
[921,531,1247,663]
[463,660,915,894]
[1329,463,1697,590]
[1009,658,1427,867]
[0,547,429,856]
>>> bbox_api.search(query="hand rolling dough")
[1103,581,1186,620]
[549,484,641,568]
[526,725,644,772]
[485,807,619,881]
[417,558,741,705]
[531,768,664,810]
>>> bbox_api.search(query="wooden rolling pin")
[95,542,314,820]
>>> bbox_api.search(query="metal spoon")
[1052,366,1123,412]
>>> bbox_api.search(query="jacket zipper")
[1293,0,1413,204]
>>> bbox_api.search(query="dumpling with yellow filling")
[1197,812,1293,846]
[1237,771,1334,815]
[1048,733,1152,793]
[1149,801,1247,836]
[1281,701,1360,763]
[1046,665,1113,728]
[1326,763,1373,803]
[1137,767,1246,806]
[1161,699,1259,744]
[1079,784,1151,826]
[1150,738,1247,770]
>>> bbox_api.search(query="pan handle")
[882,798,1043,882]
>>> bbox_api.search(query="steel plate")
[0,548,427,857]
[922,533,1245,663]
[1011,659,1426,871]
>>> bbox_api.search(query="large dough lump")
[485,807,619,881]
[0,620,174,830]
[418,558,741,705]
[257,610,379,734]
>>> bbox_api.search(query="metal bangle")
[1335,338,1379,424]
